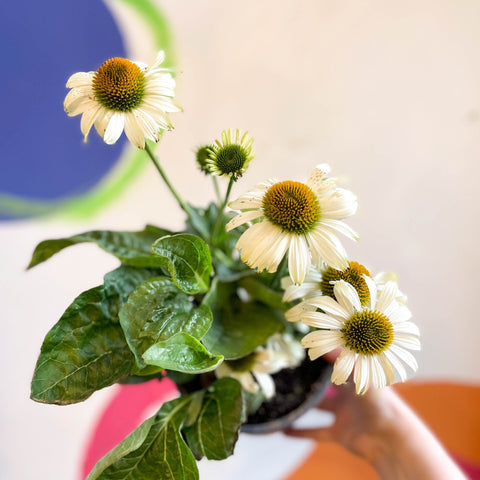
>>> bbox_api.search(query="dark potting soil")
[246,356,329,424]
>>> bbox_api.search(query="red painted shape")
[80,378,177,479]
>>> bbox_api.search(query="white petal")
[284,302,316,322]
[331,349,356,385]
[229,185,269,210]
[333,280,361,316]
[237,372,258,394]
[375,281,398,315]
[306,295,349,320]
[228,197,264,210]
[216,364,258,394]
[124,113,146,149]
[393,321,420,336]
[307,228,349,270]
[312,178,338,197]
[389,305,412,324]
[143,94,182,113]
[103,112,125,144]
[288,235,311,285]
[141,102,174,127]
[377,353,396,386]
[80,104,102,140]
[301,311,343,329]
[264,232,289,272]
[94,109,114,137]
[258,231,290,272]
[353,355,370,394]
[320,218,359,241]
[66,71,94,88]
[146,50,165,72]
[282,281,320,302]
[225,209,263,231]
[374,271,398,285]
[253,372,275,399]
[390,344,419,371]
[135,109,160,141]
[64,87,93,116]
[237,221,288,273]
[362,274,377,311]
[368,356,387,389]
[320,188,358,219]
[393,333,421,351]
[302,330,343,359]
[384,349,408,382]
[306,164,330,189]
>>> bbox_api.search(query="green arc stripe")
[0,0,174,220]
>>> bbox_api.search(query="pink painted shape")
[453,455,480,480]
[81,378,177,479]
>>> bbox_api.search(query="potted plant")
[29,50,421,480]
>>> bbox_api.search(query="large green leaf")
[184,378,244,460]
[86,396,198,480]
[143,333,223,373]
[28,225,170,269]
[238,276,289,311]
[119,277,213,368]
[202,279,284,359]
[151,234,212,294]
[31,267,154,404]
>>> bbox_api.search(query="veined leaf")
[151,234,212,294]
[31,267,154,404]
[184,378,244,460]
[28,225,170,269]
[119,277,213,368]
[86,396,198,480]
[143,333,223,373]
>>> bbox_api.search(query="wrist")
[362,390,466,480]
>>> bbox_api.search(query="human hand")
[285,353,466,480]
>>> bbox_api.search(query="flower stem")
[144,142,192,219]
[213,177,222,205]
[211,176,235,244]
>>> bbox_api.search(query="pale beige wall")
[120,0,480,380]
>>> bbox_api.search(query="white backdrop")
[2,1,480,478]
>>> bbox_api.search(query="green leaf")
[185,204,211,239]
[119,277,213,368]
[30,266,154,404]
[238,276,289,311]
[151,234,212,294]
[86,396,198,480]
[184,378,244,460]
[28,225,171,269]
[143,333,224,373]
[202,279,284,359]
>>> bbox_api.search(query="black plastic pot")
[241,356,333,434]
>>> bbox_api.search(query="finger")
[316,394,338,412]
[284,427,334,442]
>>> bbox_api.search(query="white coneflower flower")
[215,333,305,399]
[282,261,371,304]
[294,278,420,394]
[206,129,254,180]
[64,51,180,149]
[226,165,358,285]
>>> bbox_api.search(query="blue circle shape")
[0,0,126,209]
